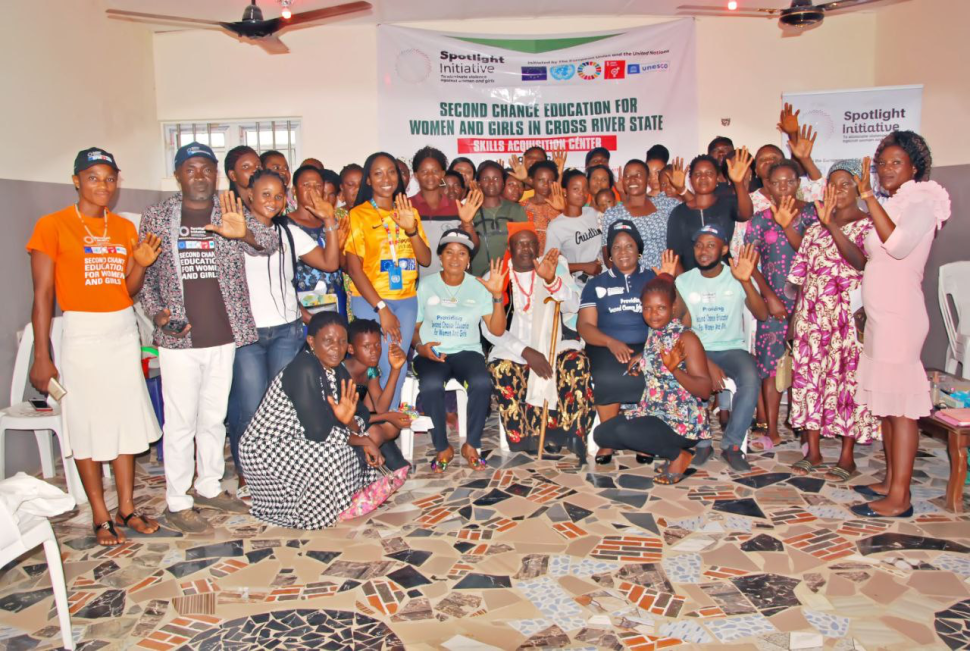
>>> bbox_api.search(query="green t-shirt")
[675,265,746,352]
[417,273,495,355]
[469,200,529,277]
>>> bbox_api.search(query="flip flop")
[115,510,157,533]
[791,458,823,476]
[654,467,697,485]
[747,435,775,453]
[849,503,914,519]
[824,466,854,483]
[94,520,123,546]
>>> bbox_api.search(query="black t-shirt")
[178,205,234,348]
[666,196,739,271]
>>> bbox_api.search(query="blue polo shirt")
[580,267,655,344]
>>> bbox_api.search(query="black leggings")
[593,415,697,461]
[413,351,492,452]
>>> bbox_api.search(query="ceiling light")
[727,1,738,9]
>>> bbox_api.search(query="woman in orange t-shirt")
[26,148,164,546]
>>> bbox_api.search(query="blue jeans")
[350,295,418,411]
[697,348,759,450]
[227,319,305,469]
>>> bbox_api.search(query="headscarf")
[827,158,862,179]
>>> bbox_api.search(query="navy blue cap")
[74,148,119,175]
[174,142,218,169]
[606,219,644,256]
[692,223,728,244]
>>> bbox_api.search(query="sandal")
[791,458,823,476]
[115,510,158,534]
[430,449,454,473]
[654,463,697,485]
[747,435,775,453]
[461,445,489,471]
[824,466,854,483]
[94,520,123,546]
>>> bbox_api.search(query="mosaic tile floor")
[2,412,970,650]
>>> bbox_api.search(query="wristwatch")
[375,300,388,311]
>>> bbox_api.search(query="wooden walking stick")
[537,296,562,461]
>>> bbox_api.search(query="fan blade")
[281,1,372,28]
[105,9,224,27]
[256,35,291,55]
[816,0,886,12]
[677,4,780,14]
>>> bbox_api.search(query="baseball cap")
[74,148,120,175]
[436,228,475,255]
[692,223,729,244]
[606,219,644,255]
[174,142,219,169]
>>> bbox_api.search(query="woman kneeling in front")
[593,275,713,484]
[239,312,404,529]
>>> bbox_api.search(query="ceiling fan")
[677,0,889,29]
[106,0,372,54]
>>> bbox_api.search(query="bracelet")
[405,228,418,237]
[545,277,563,293]
[492,296,503,304]
[860,191,874,200]
[679,186,689,196]
[323,225,338,233]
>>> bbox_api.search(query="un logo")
[551,65,575,81]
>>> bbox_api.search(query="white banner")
[377,21,698,168]
[782,85,922,174]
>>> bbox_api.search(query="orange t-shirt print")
[26,205,136,313]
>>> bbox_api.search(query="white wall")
[874,0,970,168]
[0,0,162,189]
[153,12,879,183]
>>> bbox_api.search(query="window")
[162,119,301,177]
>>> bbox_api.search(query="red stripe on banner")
[456,135,618,155]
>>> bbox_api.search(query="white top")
[544,207,603,270]
[482,257,582,364]
[245,224,318,328]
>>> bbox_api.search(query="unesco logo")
[577,61,602,80]
[550,64,575,81]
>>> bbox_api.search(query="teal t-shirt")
[675,265,746,352]
[416,273,494,355]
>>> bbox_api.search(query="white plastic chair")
[0,319,94,504]
[0,500,74,649]
[398,375,467,461]
[939,261,970,379]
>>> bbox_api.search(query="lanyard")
[371,199,400,265]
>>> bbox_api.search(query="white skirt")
[60,308,162,461]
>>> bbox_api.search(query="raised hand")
[458,188,484,223]
[417,341,446,362]
[789,124,817,160]
[615,164,627,197]
[551,149,568,175]
[327,378,360,425]
[131,233,162,267]
[777,102,800,139]
[669,157,687,193]
[726,146,753,185]
[391,194,418,232]
[854,156,872,196]
[652,249,680,276]
[814,182,837,228]
[306,188,336,224]
[337,216,351,250]
[507,155,528,182]
[729,243,759,283]
[660,339,687,373]
[387,343,407,370]
[545,182,566,212]
[477,258,509,297]
[207,191,248,240]
[535,248,560,283]
[770,194,798,230]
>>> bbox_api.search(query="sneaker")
[236,484,251,501]
[721,446,752,473]
[164,507,213,535]
[194,490,250,514]
[691,445,714,467]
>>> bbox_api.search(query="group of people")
[26,105,951,539]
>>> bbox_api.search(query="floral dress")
[788,220,881,443]
[520,200,561,253]
[745,203,817,378]
[626,320,710,441]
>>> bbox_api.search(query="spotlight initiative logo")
[396,48,432,83]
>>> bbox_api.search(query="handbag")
[775,342,793,393]
[336,465,408,522]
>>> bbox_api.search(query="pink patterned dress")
[788,219,881,443]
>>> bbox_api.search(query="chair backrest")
[939,262,970,348]
[11,318,64,407]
